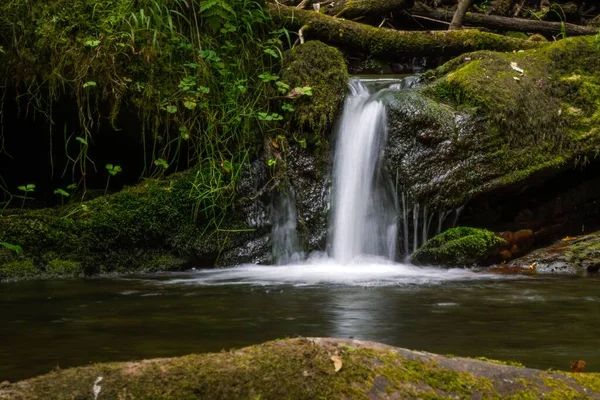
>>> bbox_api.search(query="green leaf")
[263,48,278,58]
[67,184,77,190]
[0,242,22,254]
[76,137,88,146]
[83,81,97,88]
[18,184,35,192]
[166,105,177,114]
[282,103,295,112]
[184,100,197,110]
[105,164,122,176]
[54,189,70,197]
[84,40,101,47]
[154,158,169,169]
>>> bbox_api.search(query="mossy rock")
[0,259,41,281]
[2,337,599,399]
[281,40,348,141]
[412,227,506,267]
[0,168,214,280]
[387,36,600,210]
[508,231,600,275]
[45,260,84,277]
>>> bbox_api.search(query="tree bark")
[333,0,409,19]
[268,4,545,58]
[449,0,473,30]
[410,4,599,37]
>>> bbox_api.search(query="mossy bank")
[1,337,599,399]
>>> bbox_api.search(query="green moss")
[281,41,348,141]
[271,4,543,58]
[412,227,506,267]
[474,357,525,367]
[0,259,41,281]
[398,36,600,208]
[45,260,84,277]
[4,338,597,399]
[0,169,203,279]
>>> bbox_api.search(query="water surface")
[2,264,599,381]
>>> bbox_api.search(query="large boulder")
[1,337,599,399]
[382,36,600,251]
[386,36,600,211]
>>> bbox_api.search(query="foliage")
[0,0,291,228]
[0,241,22,254]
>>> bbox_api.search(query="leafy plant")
[0,241,22,254]
[104,164,122,195]
[17,184,36,208]
[54,188,70,206]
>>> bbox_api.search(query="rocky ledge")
[1,338,599,399]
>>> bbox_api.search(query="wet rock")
[285,143,329,253]
[507,231,600,275]
[412,227,506,267]
[383,37,600,243]
[3,338,599,399]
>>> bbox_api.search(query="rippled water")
[2,264,600,381]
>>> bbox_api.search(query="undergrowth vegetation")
[0,0,308,228]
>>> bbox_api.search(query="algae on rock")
[385,36,600,213]
[2,337,599,399]
[412,227,506,267]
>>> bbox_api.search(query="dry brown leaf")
[331,355,342,372]
[570,360,586,372]
[271,138,279,149]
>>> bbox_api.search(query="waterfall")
[271,189,304,265]
[330,78,397,263]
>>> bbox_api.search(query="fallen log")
[268,4,545,58]
[409,4,599,36]
[332,0,409,19]
[268,0,409,18]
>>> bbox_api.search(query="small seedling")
[104,164,122,195]
[54,188,70,206]
[17,184,36,208]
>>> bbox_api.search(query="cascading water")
[271,189,304,265]
[330,78,398,263]
[169,77,495,286]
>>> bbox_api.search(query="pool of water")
[2,263,599,381]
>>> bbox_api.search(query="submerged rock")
[2,337,599,399]
[412,227,506,267]
[507,232,600,275]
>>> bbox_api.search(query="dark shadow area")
[0,90,151,207]
[460,158,600,246]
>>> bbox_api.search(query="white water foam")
[162,255,508,287]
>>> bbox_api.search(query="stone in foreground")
[1,338,599,399]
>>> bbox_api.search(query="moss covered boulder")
[412,227,506,267]
[384,36,600,213]
[2,337,599,399]
[281,40,348,142]
[507,232,600,275]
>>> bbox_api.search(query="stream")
[2,267,600,381]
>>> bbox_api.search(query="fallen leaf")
[570,360,586,372]
[513,76,520,81]
[331,355,342,372]
[272,138,279,149]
